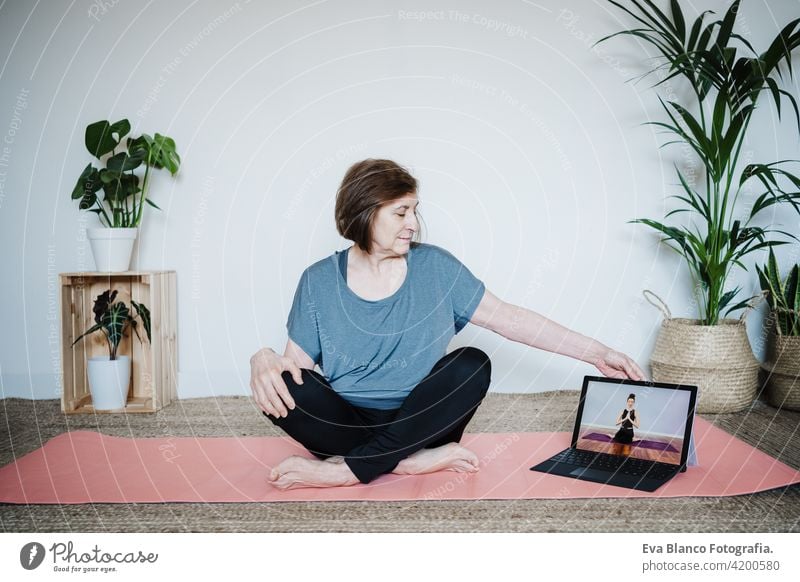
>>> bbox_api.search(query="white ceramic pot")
[87,355,130,411]
[87,227,138,272]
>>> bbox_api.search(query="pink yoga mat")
[1,416,798,503]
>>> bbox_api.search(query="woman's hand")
[594,349,646,381]
[249,347,304,418]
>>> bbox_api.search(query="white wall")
[1,0,798,400]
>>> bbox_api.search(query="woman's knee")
[449,346,492,388]
[262,368,327,423]
[280,368,329,398]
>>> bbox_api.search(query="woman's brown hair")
[335,159,424,253]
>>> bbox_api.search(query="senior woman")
[249,158,645,490]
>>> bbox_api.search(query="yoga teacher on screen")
[249,158,646,490]
[613,393,640,445]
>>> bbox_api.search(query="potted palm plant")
[598,0,800,412]
[71,289,151,411]
[756,249,800,410]
[72,119,180,272]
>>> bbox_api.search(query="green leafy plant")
[71,289,152,360]
[756,248,800,336]
[71,119,180,227]
[597,0,800,324]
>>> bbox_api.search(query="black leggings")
[265,346,492,484]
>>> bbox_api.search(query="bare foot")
[268,455,359,490]
[324,455,345,464]
[393,442,480,476]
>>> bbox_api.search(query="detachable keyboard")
[550,448,677,481]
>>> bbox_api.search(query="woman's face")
[626,398,635,409]
[369,193,419,255]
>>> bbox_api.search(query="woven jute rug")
[1,391,798,532]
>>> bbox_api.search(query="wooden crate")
[60,271,177,414]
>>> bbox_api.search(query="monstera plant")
[597,0,800,413]
[72,119,180,228]
[71,119,181,271]
[71,289,151,410]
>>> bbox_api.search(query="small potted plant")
[71,119,180,272]
[756,249,800,410]
[71,289,151,411]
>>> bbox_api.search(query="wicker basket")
[761,312,800,411]
[644,290,760,413]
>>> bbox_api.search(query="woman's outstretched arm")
[469,288,646,381]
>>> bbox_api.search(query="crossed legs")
[264,346,492,489]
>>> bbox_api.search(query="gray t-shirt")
[286,242,486,409]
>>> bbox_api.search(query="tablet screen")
[574,379,693,465]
